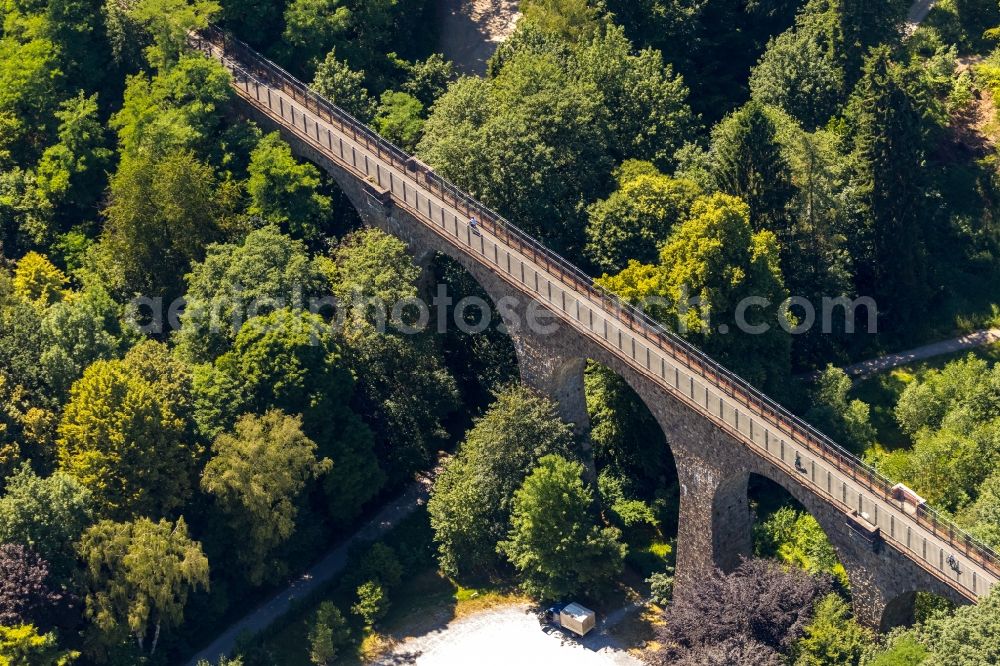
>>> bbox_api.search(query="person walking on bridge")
[469,215,481,235]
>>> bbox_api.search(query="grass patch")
[851,342,1000,449]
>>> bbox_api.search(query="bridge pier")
[671,454,753,602]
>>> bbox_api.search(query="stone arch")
[880,590,919,631]
[582,359,681,530]
[746,473,851,580]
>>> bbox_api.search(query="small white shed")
[559,603,596,636]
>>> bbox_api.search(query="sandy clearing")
[375,603,643,666]
[437,0,521,76]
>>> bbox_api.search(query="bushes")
[307,602,348,665]
[351,581,388,627]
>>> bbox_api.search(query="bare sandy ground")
[437,0,521,75]
[375,603,642,666]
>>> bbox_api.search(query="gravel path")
[437,0,520,75]
[840,328,1000,378]
[375,604,643,666]
[906,0,936,34]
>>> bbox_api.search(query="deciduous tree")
[0,465,93,580]
[428,386,577,579]
[499,455,625,600]
[598,193,792,392]
[77,517,209,655]
[585,164,701,273]
[0,544,63,628]
[56,341,198,518]
[201,410,331,584]
[246,133,332,243]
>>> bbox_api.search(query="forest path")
[437,0,521,75]
[839,328,1000,378]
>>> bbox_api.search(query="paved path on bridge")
[186,474,433,665]
[841,328,1000,378]
[192,27,998,617]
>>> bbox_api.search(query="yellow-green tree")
[12,252,68,308]
[56,341,198,518]
[201,410,331,584]
[585,163,701,273]
[77,517,209,656]
[598,193,791,392]
[0,624,77,666]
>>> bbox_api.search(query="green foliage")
[750,25,844,128]
[211,309,383,525]
[0,624,77,665]
[499,455,625,600]
[399,54,454,107]
[805,365,875,451]
[56,341,198,519]
[867,635,928,666]
[127,0,220,66]
[310,49,375,121]
[597,193,792,392]
[755,507,848,586]
[842,47,931,332]
[246,133,333,243]
[111,53,234,161]
[373,91,424,151]
[894,355,1000,436]
[12,252,68,307]
[791,593,872,666]
[351,580,388,627]
[281,0,415,76]
[178,225,327,365]
[77,516,209,655]
[0,28,62,165]
[0,464,93,580]
[39,285,135,400]
[33,92,111,232]
[350,542,403,590]
[282,0,354,69]
[521,0,605,42]
[346,332,459,485]
[419,52,610,255]
[877,355,1000,513]
[201,410,331,585]
[570,25,695,167]
[966,468,1000,547]
[708,102,796,237]
[902,588,1000,664]
[324,227,421,318]
[195,658,244,666]
[101,148,228,298]
[428,386,577,579]
[307,601,349,665]
[646,568,675,606]
[322,230,459,482]
[585,166,701,273]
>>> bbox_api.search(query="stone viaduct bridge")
[190,27,1000,629]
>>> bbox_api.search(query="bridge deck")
[190,29,998,603]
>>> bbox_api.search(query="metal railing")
[188,25,1000,587]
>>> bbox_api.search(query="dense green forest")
[2,0,1000,662]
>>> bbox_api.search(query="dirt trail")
[437,0,521,76]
